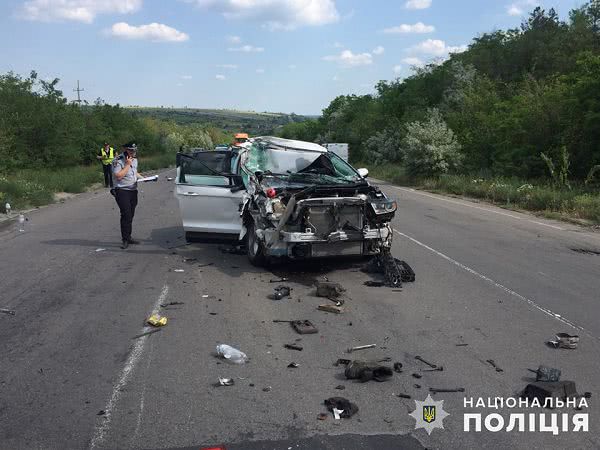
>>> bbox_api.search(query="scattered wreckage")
[175,137,398,266]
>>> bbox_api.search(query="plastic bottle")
[18,214,25,232]
[216,344,248,364]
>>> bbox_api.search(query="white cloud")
[372,46,385,55]
[217,64,238,69]
[405,0,431,10]
[411,39,467,56]
[227,35,242,43]
[227,45,264,52]
[333,41,344,48]
[323,49,373,68]
[289,64,297,70]
[393,65,403,74]
[181,75,193,80]
[109,22,190,42]
[383,22,435,34]
[192,0,339,30]
[215,74,226,80]
[507,1,538,16]
[19,0,142,23]
[256,68,265,74]
[507,5,522,16]
[402,56,424,67]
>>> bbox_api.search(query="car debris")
[528,365,561,382]
[317,413,328,420]
[318,304,344,314]
[198,263,214,268]
[262,386,272,392]
[347,344,376,353]
[456,343,469,347]
[160,301,185,308]
[522,381,577,403]
[95,248,106,252]
[362,253,416,287]
[324,397,359,419]
[284,343,303,351]
[270,277,288,283]
[412,373,422,379]
[273,319,318,334]
[173,269,185,273]
[315,281,345,299]
[364,280,385,287]
[393,362,403,373]
[216,344,248,364]
[0,308,16,316]
[335,385,346,390]
[344,360,393,382]
[218,378,235,386]
[486,359,503,372]
[429,387,465,393]
[396,393,412,399]
[424,366,444,372]
[415,355,438,368]
[132,328,162,339]
[268,285,291,300]
[147,314,168,327]
[547,332,580,349]
[287,362,299,368]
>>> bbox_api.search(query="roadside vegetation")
[0,71,232,213]
[279,3,600,224]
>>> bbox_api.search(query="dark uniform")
[112,144,139,248]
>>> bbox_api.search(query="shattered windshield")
[243,142,361,185]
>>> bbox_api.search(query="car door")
[175,150,244,235]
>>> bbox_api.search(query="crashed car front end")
[239,138,396,260]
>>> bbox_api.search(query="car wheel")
[246,221,266,267]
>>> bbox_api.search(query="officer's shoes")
[121,240,129,249]
[128,238,140,245]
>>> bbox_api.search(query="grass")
[0,152,176,213]
[358,162,600,225]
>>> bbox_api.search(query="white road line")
[391,185,565,231]
[393,229,594,338]
[89,284,169,449]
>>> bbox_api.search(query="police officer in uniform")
[112,142,142,249]
[97,142,115,188]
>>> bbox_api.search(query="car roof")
[254,136,327,153]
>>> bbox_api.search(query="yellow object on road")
[147,314,168,327]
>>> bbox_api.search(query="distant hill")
[125,106,311,135]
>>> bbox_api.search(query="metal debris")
[0,308,16,316]
[346,344,376,353]
[284,343,303,351]
[218,378,235,386]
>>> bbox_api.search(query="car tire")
[246,221,266,267]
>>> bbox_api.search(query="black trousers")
[115,189,138,241]
[102,164,113,188]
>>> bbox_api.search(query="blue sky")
[0,0,585,115]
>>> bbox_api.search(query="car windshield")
[242,142,361,186]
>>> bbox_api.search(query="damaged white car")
[175,137,397,266]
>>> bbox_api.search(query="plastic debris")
[95,248,106,252]
[346,344,376,353]
[318,304,344,314]
[362,252,416,287]
[528,365,561,382]
[324,397,358,419]
[218,377,235,386]
[288,362,299,368]
[216,344,248,364]
[173,269,185,273]
[344,360,393,382]
[147,314,168,327]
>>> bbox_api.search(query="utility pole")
[73,80,84,105]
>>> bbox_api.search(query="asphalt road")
[1,171,599,450]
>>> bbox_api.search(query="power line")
[73,80,84,105]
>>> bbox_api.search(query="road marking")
[391,185,565,231]
[393,229,593,338]
[89,284,169,449]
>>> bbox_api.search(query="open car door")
[175,150,245,239]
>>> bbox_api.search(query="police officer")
[97,142,115,188]
[113,142,142,249]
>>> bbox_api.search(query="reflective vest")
[100,146,114,165]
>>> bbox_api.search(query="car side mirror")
[357,168,369,178]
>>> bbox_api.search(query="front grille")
[305,204,363,237]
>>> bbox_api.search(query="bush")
[402,109,463,177]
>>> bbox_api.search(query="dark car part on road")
[284,343,303,351]
[363,252,416,287]
[315,281,346,299]
[528,365,562,382]
[424,366,444,372]
[486,359,504,372]
[324,397,359,419]
[347,344,376,353]
[397,393,412,399]
[393,362,403,373]
[547,332,580,349]
[160,301,185,307]
[344,360,393,382]
[268,285,291,300]
[364,281,386,287]
[287,362,299,368]
[412,373,422,379]
[0,308,16,316]
[415,355,437,368]
[522,381,577,402]
[429,387,465,393]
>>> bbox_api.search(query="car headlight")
[370,200,397,214]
